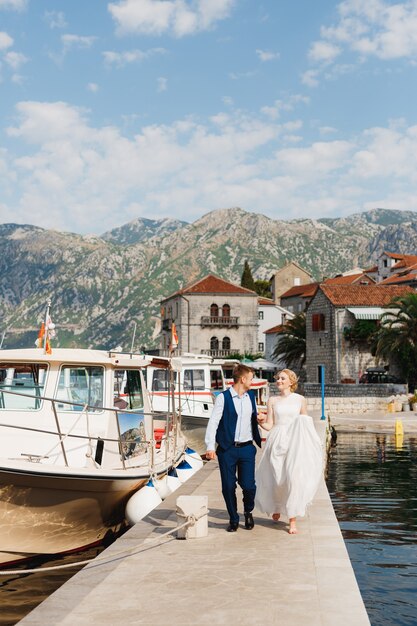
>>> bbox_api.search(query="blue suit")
[215,389,261,524]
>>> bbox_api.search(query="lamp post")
[319,364,326,420]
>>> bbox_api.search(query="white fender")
[175,458,198,482]
[125,480,162,525]
[166,468,182,494]
[154,475,171,500]
[185,447,204,471]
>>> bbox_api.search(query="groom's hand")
[206,450,217,460]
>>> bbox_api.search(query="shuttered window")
[312,313,326,332]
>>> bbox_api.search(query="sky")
[1,0,417,234]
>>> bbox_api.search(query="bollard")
[176,495,208,540]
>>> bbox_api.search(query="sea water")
[326,432,417,626]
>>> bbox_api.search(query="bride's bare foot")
[272,513,280,522]
[289,518,297,534]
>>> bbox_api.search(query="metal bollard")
[176,495,208,540]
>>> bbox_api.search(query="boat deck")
[19,419,370,626]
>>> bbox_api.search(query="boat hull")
[0,465,148,567]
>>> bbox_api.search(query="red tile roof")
[165,274,257,299]
[392,255,417,269]
[324,273,375,285]
[265,324,284,334]
[258,297,275,305]
[380,272,417,285]
[280,282,319,299]
[319,284,414,306]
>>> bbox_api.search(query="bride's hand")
[257,413,266,423]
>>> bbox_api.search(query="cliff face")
[1,207,416,350]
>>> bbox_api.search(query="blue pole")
[320,365,326,420]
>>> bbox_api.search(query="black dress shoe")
[227,521,239,532]
[244,512,254,530]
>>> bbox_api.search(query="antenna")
[130,321,137,354]
[0,330,6,349]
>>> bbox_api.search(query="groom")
[205,364,261,532]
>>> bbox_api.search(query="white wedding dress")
[255,393,323,519]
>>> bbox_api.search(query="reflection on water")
[0,417,208,626]
[326,432,417,626]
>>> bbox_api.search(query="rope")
[0,510,207,576]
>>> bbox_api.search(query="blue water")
[326,432,417,626]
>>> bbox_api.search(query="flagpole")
[43,299,51,354]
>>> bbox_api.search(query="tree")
[241,260,256,291]
[372,293,417,389]
[273,313,306,372]
[254,279,271,298]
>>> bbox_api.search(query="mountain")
[0,208,416,351]
[101,217,187,245]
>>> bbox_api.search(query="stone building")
[280,283,319,315]
[160,274,258,356]
[305,283,414,383]
[269,262,312,304]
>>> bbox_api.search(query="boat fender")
[175,459,198,482]
[125,480,162,525]
[154,475,172,500]
[184,447,204,471]
[165,468,182,494]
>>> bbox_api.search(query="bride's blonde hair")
[274,369,298,392]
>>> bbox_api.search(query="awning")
[346,307,385,320]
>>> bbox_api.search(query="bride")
[255,369,323,534]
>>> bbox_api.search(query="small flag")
[35,323,45,348]
[35,314,56,354]
[170,322,179,352]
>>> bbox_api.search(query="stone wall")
[305,289,337,382]
[301,382,408,414]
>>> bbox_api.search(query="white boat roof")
[0,348,154,368]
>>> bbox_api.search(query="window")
[210,303,219,317]
[55,366,104,411]
[222,304,230,317]
[312,313,326,332]
[222,336,231,350]
[114,369,144,410]
[297,303,303,312]
[294,277,301,286]
[258,311,264,320]
[0,362,48,410]
[210,369,223,390]
[184,369,205,390]
[210,336,219,351]
[151,369,177,392]
[258,342,264,352]
[383,259,388,268]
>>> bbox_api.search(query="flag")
[35,314,56,354]
[170,322,179,352]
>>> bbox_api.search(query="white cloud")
[5,51,28,70]
[256,49,280,62]
[4,100,417,232]
[157,76,167,92]
[44,10,67,29]
[103,47,166,67]
[62,34,97,51]
[301,69,319,87]
[261,94,310,120]
[0,0,26,10]
[87,82,99,93]
[108,0,236,37]
[308,41,341,63]
[0,31,13,50]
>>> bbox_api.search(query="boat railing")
[0,388,179,471]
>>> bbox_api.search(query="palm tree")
[372,293,417,389]
[273,313,306,372]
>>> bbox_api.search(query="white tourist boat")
[146,354,226,420]
[145,354,270,420]
[0,347,188,566]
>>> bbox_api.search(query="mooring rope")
[0,513,203,576]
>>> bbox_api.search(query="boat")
[0,347,188,567]
[145,354,270,420]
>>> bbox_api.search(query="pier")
[19,418,370,626]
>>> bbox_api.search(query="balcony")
[200,316,239,328]
[201,349,233,357]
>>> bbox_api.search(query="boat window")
[183,369,205,391]
[210,369,224,390]
[114,369,144,410]
[55,366,104,411]
[151,369,177,392]
[0,362,48,410]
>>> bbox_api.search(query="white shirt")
[205,387,253,451]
